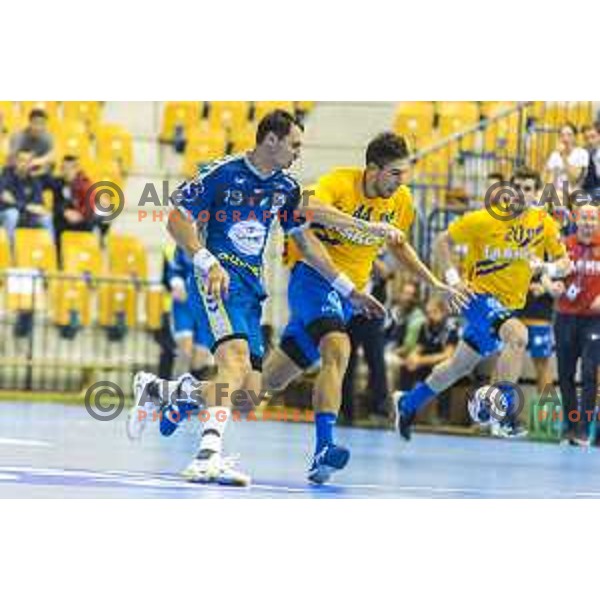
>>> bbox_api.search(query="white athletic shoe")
[126,371,162,441]
[181,451,251,487]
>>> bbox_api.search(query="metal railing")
[0,269,165,393]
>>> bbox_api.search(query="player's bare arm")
[167,202,230,300]
[290,227,385,319]
[391,233,470,311]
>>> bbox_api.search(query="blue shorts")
[526,323,554,359]
[172,299,205,346]
[461,293,514,357]
[188,272,265,370]
[280,262,355,369]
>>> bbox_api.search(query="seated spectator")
[582,122,600,202]
[544,122,588,200]
[0,150,53,243]
[397,296,459,424]
[51,156,97,247]
[8,109,55,175]
[386,279,426,358]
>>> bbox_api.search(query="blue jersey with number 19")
[174,154,304,299]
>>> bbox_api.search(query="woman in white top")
[545,122,589,198]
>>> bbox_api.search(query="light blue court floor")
[1,401,600,498]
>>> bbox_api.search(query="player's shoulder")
[320,166,362,187]
[196,154,242,180]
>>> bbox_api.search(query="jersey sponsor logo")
[227,220,267,256]
[217,252,261,277]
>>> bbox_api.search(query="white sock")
[198,406,231,455]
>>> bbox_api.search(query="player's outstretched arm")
[391,233,470,311]
[301,197,404,245]
[166,209,230,299]
[290,228,385,319]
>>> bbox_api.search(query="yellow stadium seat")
[5,268,41,312]
[295,101,315,113]
[0,228,11,271]
[253,101,295,122]
[61,231,103,277]
[208,101,250,131]
[145,284,166,331]
[182,125,227,178]
[567,102,593,128]
[56,122,93,164]
[62,102,102,134]
[96,124,134,174]
[107,233,148,279]
[229,123,256,153]
[160,101,202,143]
[437,101,480,123]
[87,160,124,193]
[0,101,19,133]
[395,102,435,120]
[480,102,517,119]
[98,281,137,328]
[48,278,92,327]
[14,228,57,273]
[533,102,591,129]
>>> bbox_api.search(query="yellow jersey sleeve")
[447,211,486,245]
[543,213,566,260]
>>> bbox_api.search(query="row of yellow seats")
[0,229,148,280]
[0,101,103,136]
[161,100,314,144]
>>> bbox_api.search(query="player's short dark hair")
[511,166,542,191]
[487,171,504,182]
[63,154,79,163]
[366,132,410,169]
[256,109,303,144]
[28,109,48,122]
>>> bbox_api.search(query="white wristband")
[544,262,559,279]
[444,267,461,286]
[193,248,218,277]
[332,273,356,298]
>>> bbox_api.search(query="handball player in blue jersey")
[128,110,400,485]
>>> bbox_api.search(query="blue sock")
[402,382,437,415]
[315,412,336,453]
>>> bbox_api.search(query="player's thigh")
[262,346,305,393]
[498,317,528,349]
[318,330,351,369]
[176,334,193,358]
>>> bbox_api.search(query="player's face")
[512,177,538,206]
[374,159,410,198]
[272,125,303,170]
[576,206,600,239]
[425,302,444,324]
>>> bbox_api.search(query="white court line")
[0,438,52,448]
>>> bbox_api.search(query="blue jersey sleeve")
[277,181,304,234]
[171,162,224,220]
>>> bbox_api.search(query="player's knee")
[319,332,351,370]
[217,339,252,382]
[499,319,528,352]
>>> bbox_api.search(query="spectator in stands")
[51,156,96,246]
[552,204,600,446]
[0,150,52,243]
[386,279,426,358]
[545,122,588,200]
[9,109,55,174]
[397,296,459,424]
[582,122,600,202]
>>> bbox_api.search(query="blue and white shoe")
[307,444,350,484]
[392,391,415,442]
[126,371,161,441]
